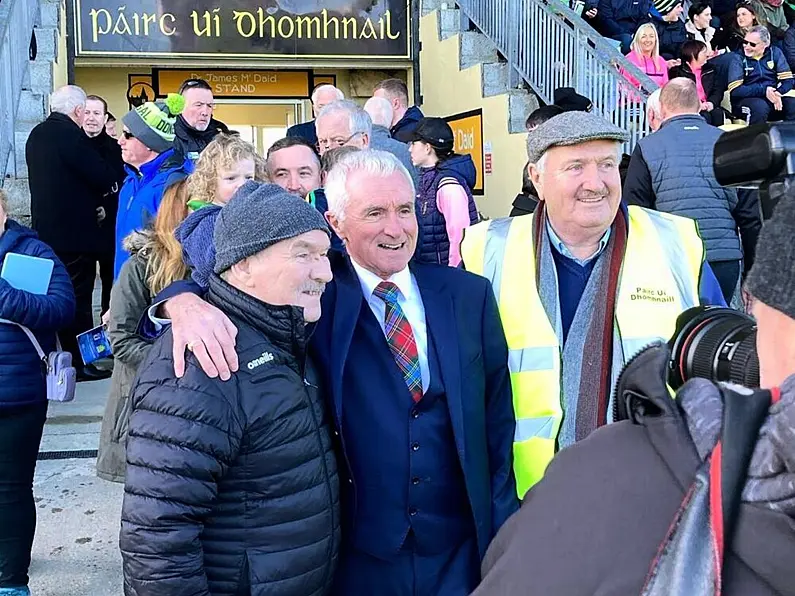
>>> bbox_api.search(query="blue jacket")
[391,106,425,143]
[286,120,318,146]
[369,125,419,186]
[0,220,75,408]
[728,46,794,101]
[625,114,743,262]
[115,149,190,279]
[598,0,655,37]
[312,253,519,560]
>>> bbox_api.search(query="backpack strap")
[0,318,46,360]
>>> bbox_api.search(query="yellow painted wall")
[53,1,68,90]
[419,11,527,219]
[75,67,136,121]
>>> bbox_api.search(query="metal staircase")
[449,0,660,148]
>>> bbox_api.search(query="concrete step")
[459,31,499,70]
[29,58,54,95]
[422,0,446,16]
[17,89,46,122]
[34,26,58,61]
[482,62,509,97]
[40,0,61,30]
[3,176,32,222]
[438,6,461,40]
[508,89,539,133]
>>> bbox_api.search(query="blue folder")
[0,252,54,295]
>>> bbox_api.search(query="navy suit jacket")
[311,253,519,558]
[286,120,318,146]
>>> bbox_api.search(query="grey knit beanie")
[213,181,330,274]
[745,198,795,319]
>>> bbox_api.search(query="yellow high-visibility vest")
[461,206,704,498]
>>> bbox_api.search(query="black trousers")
[54,251,97,369]
[709,259,741,305]
[98,251,114,315]
[0,401,48,588]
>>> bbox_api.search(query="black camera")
[714,122,795,219]
[667,306,759,390]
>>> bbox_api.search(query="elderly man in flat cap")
[461,111,725,498]
[119,182,340,596]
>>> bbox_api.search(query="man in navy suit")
[151,150,518,595]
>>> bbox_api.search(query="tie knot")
[373,281,401,304]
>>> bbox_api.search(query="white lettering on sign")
[456,128,475,151]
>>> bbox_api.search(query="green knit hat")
[122,93,185,153]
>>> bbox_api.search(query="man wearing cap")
[471,197,795,596]
[115,95,192,278]
[461,111,725,498]
[409,117,479,266]
[120,182,340,596]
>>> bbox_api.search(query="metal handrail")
[0,0,39,185]
[455,0,660,149]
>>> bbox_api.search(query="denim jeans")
[0,402,48,590]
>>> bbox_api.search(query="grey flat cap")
[526,111,630,163]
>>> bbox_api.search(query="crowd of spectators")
[584,0,795,124]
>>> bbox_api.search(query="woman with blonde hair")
[624,23,672,87]
[96,179,191,483]
[178,133,266,288]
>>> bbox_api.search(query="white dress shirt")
[350,258,431,394]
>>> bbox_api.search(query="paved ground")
[28,281,125,595]
[30,376,124,596]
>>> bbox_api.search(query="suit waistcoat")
[341,297,474,558]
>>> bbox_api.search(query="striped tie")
[373,281,423,403]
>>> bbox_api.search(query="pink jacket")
[623,51,670,88]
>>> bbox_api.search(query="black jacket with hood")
[120,275,340,596]
[474,345,795,596]
[391,106,424,143]
[172,115,231,164]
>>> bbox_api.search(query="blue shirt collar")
[546,219,611,266]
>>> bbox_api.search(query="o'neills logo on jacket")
[247,352,274,370]
[630,287,675,303]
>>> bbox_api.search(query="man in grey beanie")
[120,181,340,596]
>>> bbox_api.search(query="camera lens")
[669,307,760,389]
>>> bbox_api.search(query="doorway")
[213,100,307,154]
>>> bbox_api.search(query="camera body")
[714,122,795,218]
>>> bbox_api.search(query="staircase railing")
[0,0,39,186]
[455,0,659,150]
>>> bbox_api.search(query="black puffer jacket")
[120,275,340,596]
